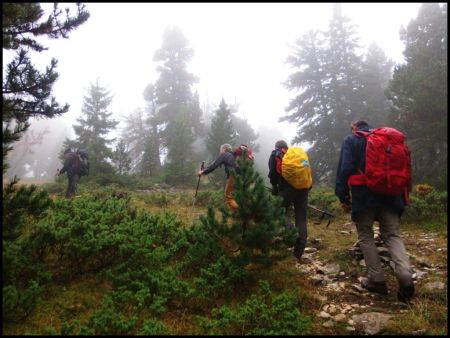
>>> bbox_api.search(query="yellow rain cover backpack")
[281,147,312,189]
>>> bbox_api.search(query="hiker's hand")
[341,203,351,213]
[198,170,203,176]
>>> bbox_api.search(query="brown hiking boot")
[360,277,388,295]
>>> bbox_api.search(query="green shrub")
[2,178,53,322]
[193,255,248,299]
[78,296,138,335]
[197,280,312,335]
[403,187,447,226]
[139,319,170,335]
[308,187,341,216]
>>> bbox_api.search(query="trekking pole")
[264,186,335,227]
[190,161,205,215]
[307,204,335,228]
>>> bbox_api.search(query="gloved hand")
[271,184,279,196]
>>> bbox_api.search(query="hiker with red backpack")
[335,120,414,303]
[268,140,313,261]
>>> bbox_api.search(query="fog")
[4,3,424,181]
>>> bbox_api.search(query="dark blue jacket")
[203,150,237,178]
[335,125,406,219]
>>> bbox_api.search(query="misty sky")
[4,3,425,178]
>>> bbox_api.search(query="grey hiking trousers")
[354,207,414,287]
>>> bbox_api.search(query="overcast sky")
[6,3,424,147]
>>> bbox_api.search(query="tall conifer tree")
[387,3,447,188]
[120,108,148,174]
[282,4,365,184]
[142,83,162,176]
[205,98,236,187]
[64,80,118,176]
[153,26,203,184]
[359,42,394,127]
[2,3,89,173]
[207,99,236,159]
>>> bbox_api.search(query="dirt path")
[295,220,448,334]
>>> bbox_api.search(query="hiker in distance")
[57,148,89,198]
[335,120,414,303]
[198,143,239,212]
[268,140,313,261]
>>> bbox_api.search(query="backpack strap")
[348,130,371,186]
[275,148,286,175]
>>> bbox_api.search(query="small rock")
[412,329,426,335]
[319,311,331,319]
[304,247,318,253]
[327,304,337,315]
[424,282,445,290]
[415,257,433,268]
[311,294,328,303]
[300,255,314,264]
[322,320,335,328]
[334,313,347,322]
[323,263,340,274]
[311,275,325,286]
[352,312,392,335]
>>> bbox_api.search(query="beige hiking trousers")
[354,207,414,287]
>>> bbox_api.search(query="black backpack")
[77,149,89,176]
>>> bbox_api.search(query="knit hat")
[275,140,288,149]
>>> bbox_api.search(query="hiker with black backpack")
[335,120,414,303]
[198,143,240,212]
[268,140,312,261]
[57,148,89,198]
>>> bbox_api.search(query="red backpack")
[348,127,412,202]
[233,144,254,160]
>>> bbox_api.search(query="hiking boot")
[293,238,305,260]
[397,284,415,303]
[360,277,388,295]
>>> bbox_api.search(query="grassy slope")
[3,187,448,335]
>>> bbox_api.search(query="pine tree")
[205,99,236,187]
[153,26,203,185]
[229,103,259,152]
[282,4,365,184]
[319,3,364,183]
[2,3,89,173]
[120,108,148,173]
[282,29,328,135]
[163,107,197,186]
[113,140,131,175]
[142,83,162,176]
[387,3,447,189]
[200,150,296,267]
[1,4,86,316]
[358,42,394,128]
[66,79,119,177]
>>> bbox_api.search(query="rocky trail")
[293,223,448,335]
